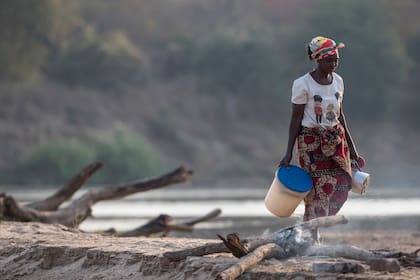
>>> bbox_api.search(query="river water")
[5,185,420,238]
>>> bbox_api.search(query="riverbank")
[5,186,420,236]
[1,221,419,279]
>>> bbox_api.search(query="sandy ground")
[0,221,419,279]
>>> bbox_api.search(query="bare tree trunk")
[117,214,192,237]
[103,209,222,237]
[1,194,50,222]
[1,166,193,228]
[26,162,103,211]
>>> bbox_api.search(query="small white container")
[351,170,370,194]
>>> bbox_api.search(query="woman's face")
[318,54,339,73]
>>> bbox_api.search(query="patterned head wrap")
[308,36,345,62]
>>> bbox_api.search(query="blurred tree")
[382,0,420,40]
[2,131,162,185]
[156,37,197,80]
[158,36,289,121]
[406,33,420,82]
[288,0,409,121]
[399,31,420,125]
[0,0,76,82]
[91,130,162,184]
[10,140,95,185]
[79,0,261,46]
[46,31,147,89]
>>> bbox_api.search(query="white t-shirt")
[291,72,344,128]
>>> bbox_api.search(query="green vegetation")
[0,0,67,81]
[9,140,95,185]
[3,132,162,185]
[159,36,287,119]
[193,38,284,98]
[47,32,146,89]
[91,131,162,184]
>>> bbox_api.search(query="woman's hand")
[351,154,366,169]
[279,152,292,167]
[356,155,366,169]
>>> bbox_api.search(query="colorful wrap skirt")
[297,124,352,221]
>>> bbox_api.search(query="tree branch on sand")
[26,162,104,211]
[102,208,222,237]
[0,163,218,236]
[164,215,348,260]
[165,215,420,280]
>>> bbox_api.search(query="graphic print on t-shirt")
[326,103,336,122]
[314,95,323,123]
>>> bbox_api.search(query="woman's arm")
[338,106,365,167]
[279,103,305,166]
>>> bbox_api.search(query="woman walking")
[279,36,365,238]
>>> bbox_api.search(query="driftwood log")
[217,243,285,280]
[164,215,419,280]
[103,208,222,237]
[164,215,348,261]
[25,162,104,211]
[0,163,217,237]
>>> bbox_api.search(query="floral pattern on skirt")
[297,124,352,221]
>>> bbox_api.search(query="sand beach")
[1,221,419,280]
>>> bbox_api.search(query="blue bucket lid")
[277,165,312,192]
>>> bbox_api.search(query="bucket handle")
[351,159,361,171]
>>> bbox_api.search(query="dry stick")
[292,215,348,231]
[26,162,103,211]
[217,243,285,280]
[85,166,193,203]
[227,215,349,258]
[306,245,401,272]
[372,248,420,267]
[184,208,222,226]
[2,166,193,228]
[118,214,193,237]
[163,242,231,261]
[218,233,250,258]
[306,244,378,261]
[164,215,348,260]
[114,208,222,237]
[159,208,223,237]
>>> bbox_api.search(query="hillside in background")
[1,0,420,187]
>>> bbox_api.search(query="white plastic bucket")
[264,166,312,217]
[351,170,370,194]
